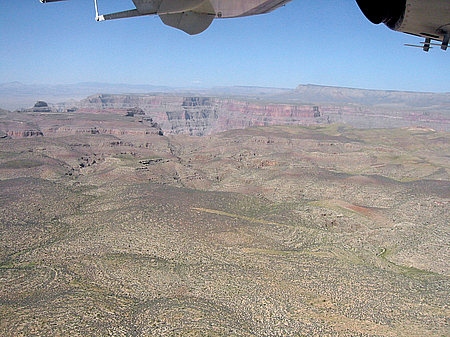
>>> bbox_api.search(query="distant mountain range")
[0,81,174,95]
[0,82,175,110]
[288,84,450,109]
[0,82,449,113]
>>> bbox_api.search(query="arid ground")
[0,107,449,336]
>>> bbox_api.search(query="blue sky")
[0,0,449,92]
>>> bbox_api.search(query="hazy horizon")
[3,80,450,93]
[2,80,450,111]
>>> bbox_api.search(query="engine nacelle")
[355,0,407,30]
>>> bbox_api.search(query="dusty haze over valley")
[0,84,449,336]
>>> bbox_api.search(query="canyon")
[1,110,448,336]
[1,83,449,138]
[0,85,448,336]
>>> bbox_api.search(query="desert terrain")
[0,94,449,336]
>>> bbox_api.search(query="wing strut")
[94,0,99,19]
[93,0,142,21]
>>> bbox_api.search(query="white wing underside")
[131,0,291,34]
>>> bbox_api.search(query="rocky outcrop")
[126,107,145,117]
[42,119,164,137]
[31,101,52,113]
[16,129,44,137]
[34,101,48,108]
[0,107,164,139]
[0,130,10,139]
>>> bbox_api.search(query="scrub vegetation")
[0,109,448,336]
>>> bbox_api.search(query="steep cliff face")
[56,95,333,136]
[0,120,44,138]
[51,92,450,135]
[214,100,322,132]
[165,97,218,136]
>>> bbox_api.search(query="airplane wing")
[133,0,293,34]
[41,0,449,50]
[356,0,450,51]
[41,0,292,35]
